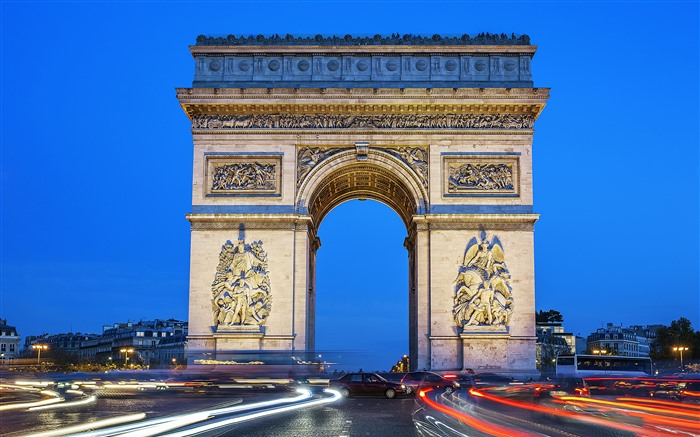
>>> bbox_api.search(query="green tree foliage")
[536,309,564,323]
[650,317,699,362]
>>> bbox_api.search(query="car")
[472,372,518,387]
[534,377,590,400]
[679,381,700,403]
[328,372,407,398]
[443,372,476,389]
[400,371,459,395]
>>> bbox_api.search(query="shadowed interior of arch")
[314,199,409,372]
[306,161,420,228]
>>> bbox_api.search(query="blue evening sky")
[1,1,698,372]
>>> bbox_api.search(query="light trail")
[28,395,97,411]
[558,396,700,420]
[159,388,341,437]
[616,396,700,411]
[38,388,318,437]
[0,390,62,411]
[419,389,540,437]
[470,388,686,437]
[23,414,147,437]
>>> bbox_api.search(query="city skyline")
[1,1,698,371]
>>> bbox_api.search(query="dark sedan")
[329,372,407,398]
[400,371,459,395]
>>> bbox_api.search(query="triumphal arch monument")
[177,33,548,373]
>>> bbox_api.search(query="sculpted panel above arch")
[295,146,429,226]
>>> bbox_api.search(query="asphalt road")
[223,395,418,437]
[1,388,418,437]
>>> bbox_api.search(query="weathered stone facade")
[179,34,548,375]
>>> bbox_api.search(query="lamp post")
[673,346,689,371]
[32,344,48,365]
[120,348,134,367]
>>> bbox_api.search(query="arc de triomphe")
[177,34,548,373]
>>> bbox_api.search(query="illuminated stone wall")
[179,35,547,375]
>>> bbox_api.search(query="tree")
[536,309,564,323]
[650,317,699,363]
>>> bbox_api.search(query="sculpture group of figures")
[211,239,272,327]
[453,235,514,328]
[211,162,276,191]
[193,113,535,130]
[448,163,514,192]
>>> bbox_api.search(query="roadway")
[2,375,699,436]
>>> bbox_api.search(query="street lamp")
[120,348,134,367]
[32,344,48,365]
[592,349,607,355]
[673,346,689,371]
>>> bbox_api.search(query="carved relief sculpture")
[193,113,534,130]
[211,162,276,191]
[378,147,429,188]
[211,239,272,327]
[443,155,519,196]
[453,234,513,329]
[449,163,513,191]
[296,147,345,187]
[206,155,281,196]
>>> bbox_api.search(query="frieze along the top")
[195,33,531,47]
[189,33,537,89]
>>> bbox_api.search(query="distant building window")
[138,340,143,346]
[1,344,5,352]
[9,344,15,352]
[137,332,144,337]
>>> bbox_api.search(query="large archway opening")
[298,155,426,372]
[315,199,408,372]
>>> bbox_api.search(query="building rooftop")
[195,33,531,47]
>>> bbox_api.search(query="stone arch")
[296,148,429,228]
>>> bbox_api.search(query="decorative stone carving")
[449,163,513,191]
[211,162,276,191]
[206,155,281,196]
[193,113,534,130]
[453,234,513,330]
[211,239,272,328]
[195,33,531,46]
[377,147,428,188]
[443,155,519,196]
[296,147,345,187]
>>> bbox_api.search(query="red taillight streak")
[622,409,700,431]
[558,399,700,432]
[616,396,700,411]
[419,389,537,437]
[472,390,676,437]
[559,396,700,419]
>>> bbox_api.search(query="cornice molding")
[177,87,550,100]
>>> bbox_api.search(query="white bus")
[555,354,653,377]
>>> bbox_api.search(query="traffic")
[2,367,699,437]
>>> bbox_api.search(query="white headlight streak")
[28,395,97,411]
[159,388,341,437]
[22,414,147,437]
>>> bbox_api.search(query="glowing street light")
[32,344,48,365]
[120,348,134,367]
[673,346,689,371]
[592,349,607,355]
